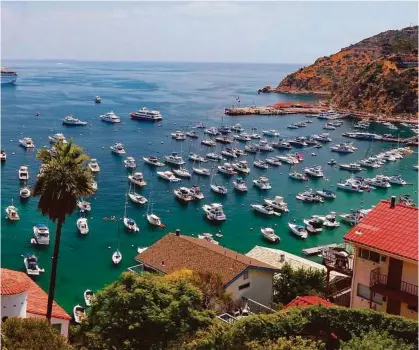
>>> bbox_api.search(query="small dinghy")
[73,305,86,324]
[137,247,148,254]
[23,254,45,275]
[112,249,122,265]
[19,186,31,199]
[84,290,94,306]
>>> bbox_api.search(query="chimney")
[280,254,285,262]
[390,196,396,208]
[175,229,180,236]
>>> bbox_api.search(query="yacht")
[304,166,324,178]
[1,67,18,85]
[251,203,277,216]
[204,127,220,136]
[77,218,89,235]
[77,199,91,212]
[206,152,223,161]
[189,153,207,163]
[387,175,407,185]
[311,212,340,228]
[88,159,100,172]
[186,130,199,138]
[202,203,226,221]
[339,163,362,172]
[296,121,307,127]
[19,137,35,149]
[190,185,205,200]
[231,123,245,132]
[340,210,368,225]
[0,150,6,161]
[143,156,164,167]
[174,187,194,202]
[288,171,308,181]
[336,179,364,193]
[217,163,237,176]
[266,157,282,166]
[173,167,192,178]
[164,152,185,165]
[18,166,29,181]
[303,218,324,233]
[359,159,381,168]
[272,140,292,150]
[253,176,271,190]
[211,184,228,195]
[262,130,280,137]
[253,160,269,169]
[289,137,307,148]
[264,196,289,212]
[313,133,332,142]
[128,190,148,205]
[261,228,280,242]
[198,233,219,245]
[215,136,233,144]
[48,133,67,144]
[257,140,274,152]
[157,171,181,182]
[315,189,336,199]
[94,96,101,103]
[62,115,88,126]
[123,156,137,169]
[296,190,324,203]
[331,143,357,153]
[399,194,415,207]
[305,137,318,146]
[232,160,251,174]
[123,216,140,232]
[171,131,186,140]
[234,133,252,142]
[110,143,126,155]
[221,148,237,158]
[128,172,147,186]
[327,159,337,166]
[244,144,259,153]
[201,139,217,147]
[288,223,308,239]
[287,124,299,129]
[19,186,31,199]
[232,177,248,192]
[100,111,120,123]
[130,107,163,121]
[32,224,50,245]
[364,176,391,188]
[354,121,370,130]
[193,166,211,176]
[24,254,44,276]
[147,213,164,227]
[250,133,261,139]
[323,123,336,130]
[278,155,299,165]
[5,201,19,221]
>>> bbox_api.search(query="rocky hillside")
[260,26,418,116]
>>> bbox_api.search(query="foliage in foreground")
[71,272,214,349]
[1,317,73,350]
[340,330,416,350]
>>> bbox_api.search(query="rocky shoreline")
[258,85,330,96]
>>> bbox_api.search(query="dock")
[302,244,340,256]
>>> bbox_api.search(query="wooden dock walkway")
[302,243,340,256]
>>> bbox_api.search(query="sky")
[1,1,418,64]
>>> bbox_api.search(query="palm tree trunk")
[46,220,63,323]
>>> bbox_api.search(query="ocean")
[1,60,417,313]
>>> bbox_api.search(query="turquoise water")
[1,60,417,313]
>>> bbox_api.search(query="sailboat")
[123,196,139,232]
[210,169,228,194]
[128,181,147,205]
[146,183,165,228]
[112,221,122,265]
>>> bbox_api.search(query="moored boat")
[288,223,308,239]
[261,227,280,242]
[32,224,50,245]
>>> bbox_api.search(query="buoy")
[108,246,111,249]
[250,228,253,230]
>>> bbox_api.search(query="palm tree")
[33,140,94,322]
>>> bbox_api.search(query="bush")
[340,330,416,350]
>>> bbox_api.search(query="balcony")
[370,268,418,305]
[322,248,353,276]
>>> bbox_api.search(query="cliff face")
[264,26,418,116]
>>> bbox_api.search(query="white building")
[1,268,71,337]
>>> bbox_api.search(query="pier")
[302,243,340,256]
[224,103,325,116]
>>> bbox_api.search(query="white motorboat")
[174,187,194,202]
[257,140,274,152]
[250,133,261,139]
[262,130,280,137]
[288,171,308,181]
[19,186,31,199]
[73,305,86,324]
[311,212,340,228]
[272,140,292,150]
[206,152,223,161]
[364,176,391,188]
[128,191,148,205]
[77,199,92,212]
[189,153,207,163]
[204,127,220,136]
[77,218,89,235]
[339,163,362,172]
[0,149,6,161]
[123,216,139,232]
[157,171,181,182]
[234,133,252,142]
[201,139,217,147]
[193,167,211,176]
[48,133,67,144]
[84,290,94,306]
[112,249,122,265]
[304,166,324,178]
[315,189,336,199]
[100,111,120,123]
[323,123,336,130]
[128,172,147,187]
[253,160,269,169]
[288,223,308,239]
[189,185,204,200]
[289,137,308,148]
[110,143,126,155]
[313,133,332,142]
[123,156,136,169]
[359,159,381,168]
[171,131,186,140]
[266,157,282,166]
[215,136,233,144]
[202,203,226,221]
[130,107,163,121]
[94,96,101,103]
[232,160,251,174]
[32,224,50,245]
[331,143,357,153]
[251,203,279,216]
[186,130,199,138]
[232,177,248,192]
[303,218,323,233]
[91,181,98,192]
[147,213,165,227]
[253,176,271,190]
[287,124,299,129]
[172,167,192,178]
[198,233,219,245]
[19,137,35,149]
[62,115,87,126]
[88,159,100,172]
[399,194,416,207]
[211,184,228,194]
[137,246,148,254]
[264,196,289,212]
[336,180,364,193]
[5,201,19,221]
[387,175,407,185]
[231,123,245,132]
[221,148,237,158]
[340,210,367,225]
[261,228,280,242]
[217,163,237,176]
[164,152,185,165]
[143,156,164,167]
[24,254,45,276]
[244,144,259,153]
[296,190,324,203]
[278,155,299,165]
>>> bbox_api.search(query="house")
[343,198,418,320]
[134,232,279,307]
[282,296,334,310]
[1,268,71,337]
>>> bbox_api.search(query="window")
[357,283,383,304]
[407,304,418,312]
[52,323,62,333]
[243,270,249,280]
[238,283,250,291]
[358,248,381,263]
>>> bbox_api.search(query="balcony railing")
[322,249,353,276]
[370,268,418,302]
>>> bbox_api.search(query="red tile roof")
[135,233,278,284]
[1,268,71,320]
[1,269,30,295]
[283,296,334,310]
[344,201,418,261]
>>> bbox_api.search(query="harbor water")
[1,60,417,312]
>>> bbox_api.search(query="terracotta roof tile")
[344,201,418,261]
[1,268,71,320]
[1,269,31,295]
[135,234,278,284]
[283,296,334,310]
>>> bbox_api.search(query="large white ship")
[1,67,18,85]
[130,107,163,121]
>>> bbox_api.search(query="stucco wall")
[1,292,27,318]
[28,313,69,337]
